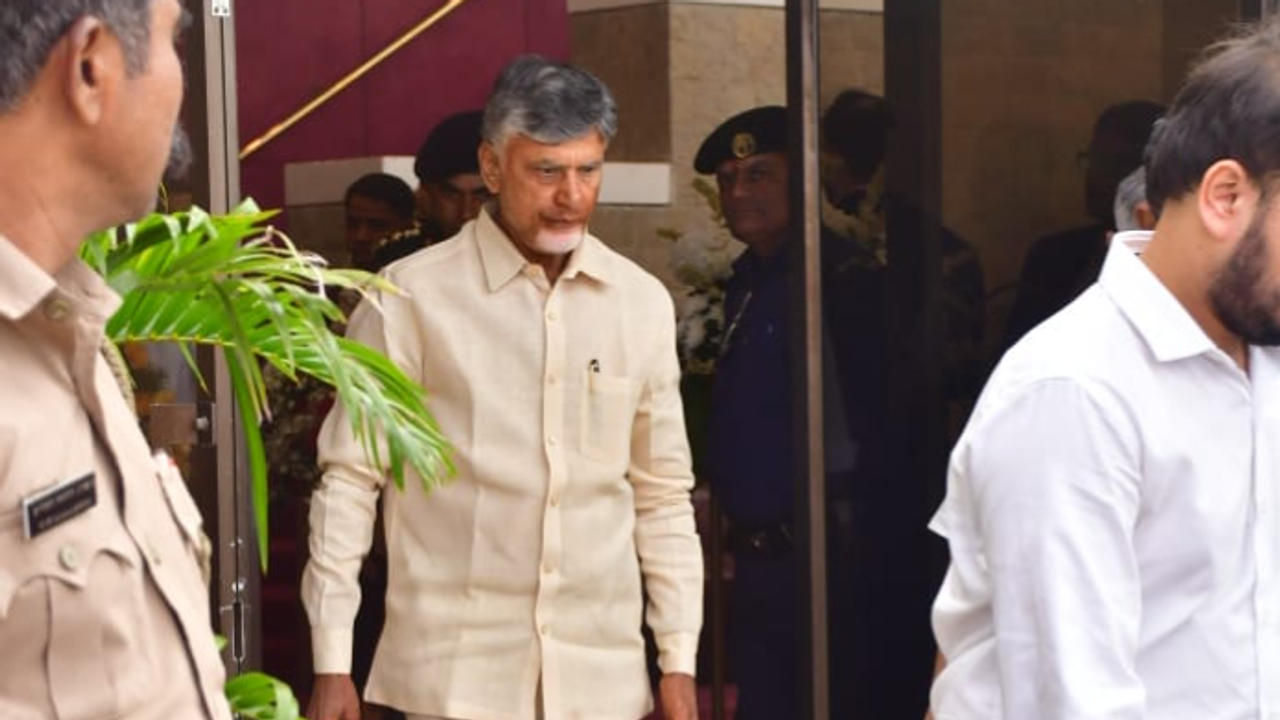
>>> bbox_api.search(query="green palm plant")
[81,199,456,719]
[80,200,455,569]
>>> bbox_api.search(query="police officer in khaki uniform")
[0,1,232,718]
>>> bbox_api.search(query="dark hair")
[821,89,891,178]
[1146,19,1280,215]
[345,173,415,222]
[0,0,152,112]
[414,110,483,182]
[1091,101,1164,164]
[482,54,617,147]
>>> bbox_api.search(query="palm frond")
[224,671,301,720]
[82,201,454,569]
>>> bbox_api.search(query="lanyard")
[717,289,754,360]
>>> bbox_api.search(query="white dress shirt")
[301,208,704,720]
[930,231,1280,719]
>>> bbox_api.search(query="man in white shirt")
[930,19,1280,719]
[303,55,703,720]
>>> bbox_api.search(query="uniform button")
[546,310,558,322]
[58,545,79,571]
[547,435,557,447]
[44,298,70,322]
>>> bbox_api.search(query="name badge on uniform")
[22,472,96,539]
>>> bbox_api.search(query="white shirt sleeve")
[966,377,1145,718]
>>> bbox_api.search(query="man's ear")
[1135,201,1157,232]
[1197,159,1257,243]
[478,142,503,195]
[63,16,120,125]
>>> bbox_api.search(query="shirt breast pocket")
[0,510,142,720]
[580,371,637,464]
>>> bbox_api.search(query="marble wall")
[571,4,672,162]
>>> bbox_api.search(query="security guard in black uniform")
[700,105,880,719]
[373,109,491,267]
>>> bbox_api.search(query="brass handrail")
[239,0,473,160]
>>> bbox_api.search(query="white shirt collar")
[1099,230,1217,363]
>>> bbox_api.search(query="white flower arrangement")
[663,178,740,375]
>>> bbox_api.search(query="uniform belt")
[727,522,794,556]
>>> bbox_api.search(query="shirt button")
[523,266,538,278]
[58,545,79,571]
[547,435,557,447]
[539,624,550,636]
[549,494,560,507]
[44,298,70,322]
[149,541,163,566]
[546,310,558,322]
[547,374,557,386]
[542,562,555,575]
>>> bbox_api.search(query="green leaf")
[224,671,303,720]
[225,349,270,570]
[85,202,453,572]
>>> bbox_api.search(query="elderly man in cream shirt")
[303,55,704,720]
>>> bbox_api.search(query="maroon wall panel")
[236,0,570,211]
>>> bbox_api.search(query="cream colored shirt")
[302,208,704,720]
[0,236,231,719]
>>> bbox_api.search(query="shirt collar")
[0,234,120,324]
[1100,230,1216,363]
[0,234,58,321]
[473,205,614,292]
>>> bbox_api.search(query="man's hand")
[658,673,697,720]
[307,673,361,720]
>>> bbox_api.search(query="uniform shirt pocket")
[580,371,637,464]
[0,508,141,720]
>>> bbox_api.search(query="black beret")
[694,105,787,174]
[414,110,484,182]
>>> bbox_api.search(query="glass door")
[142,0,259,677]
[809,0,1246,717]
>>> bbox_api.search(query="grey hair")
[0,0,152,112]
[1113,165,1149,232]
[482,54,618,149]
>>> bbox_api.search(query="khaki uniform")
[0,236,231,720]
[303,208,704,719]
